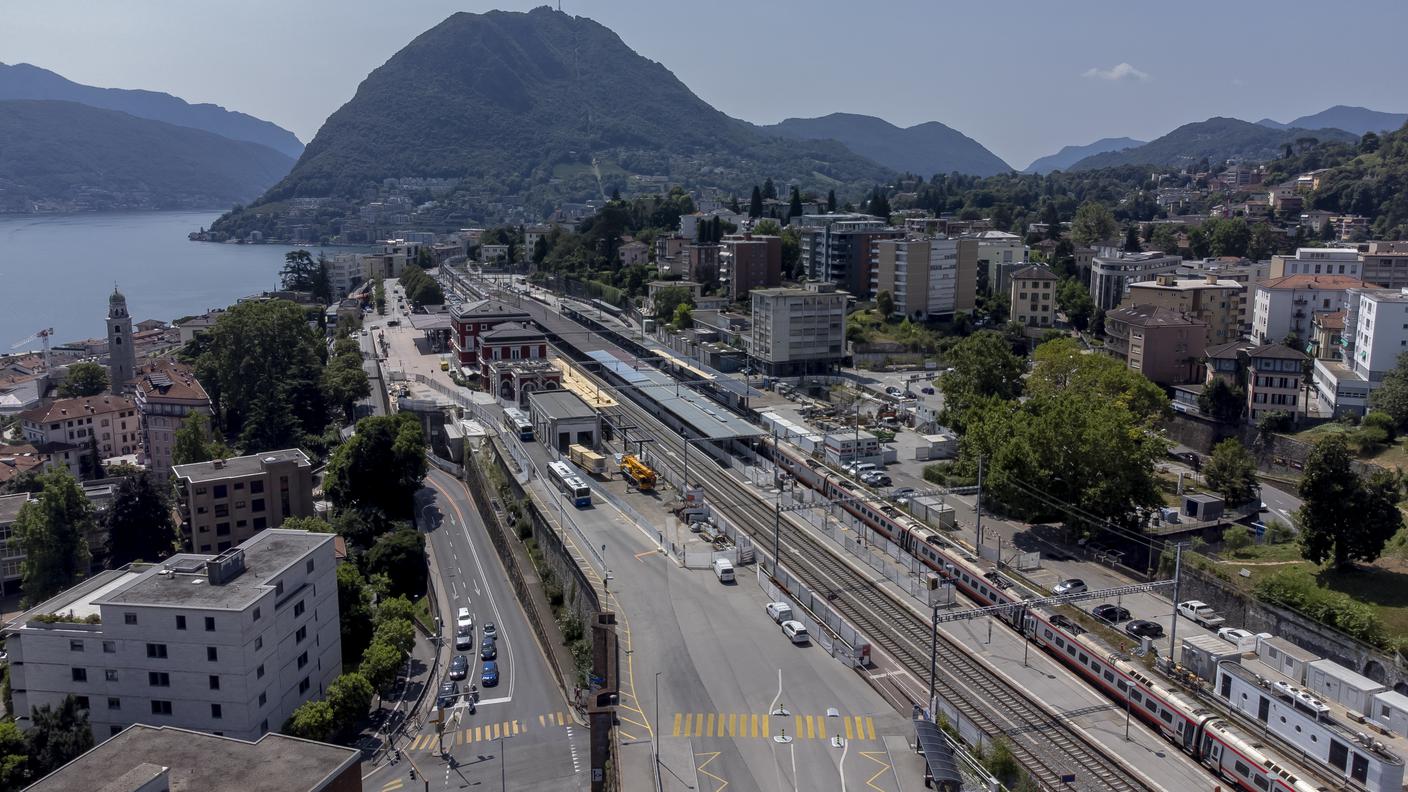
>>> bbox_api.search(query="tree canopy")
[1203,438,1257,505]
[1369,351,1408,429]
[1297,434,1402,570]
[323,336,371,424]
[1198,378,1246,425]
[399,263,444,307]
[938,331,1025,430]
[105,472,177,566]
[57,362,108,398]
[1070,201,1118,246]
[325,413,427,520]
[15,469,94,604]
[1026,338,1168,426]
[366,528,427,600]
[280,250,331,303]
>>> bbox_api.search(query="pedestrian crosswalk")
[669,712,878,742]
[405,712,574,751]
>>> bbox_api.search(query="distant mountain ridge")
[1069,117,1358,170]
[0,99,295,212]
[0,62,303,158]
[1022,137,1145,174]
[759,113,1010,177]
[1256,105,1408,137]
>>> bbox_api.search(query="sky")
[5,0,1407,169]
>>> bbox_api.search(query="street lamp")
[653,672,663,792]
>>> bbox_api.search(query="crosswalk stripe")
[694,713,703,738]
[455,729,464,746]
[512,720,520,736]
[474,726,482,742]
[817,717,826,740]
[844,718,854,740]
[853,715,864,741]
[557,712,565,726]
[673,713,682,737]
[539,714,546,728]
[751,713,759,738]
[866,718,875,741]
[761,715,769,738]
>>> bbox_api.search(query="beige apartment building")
[172,450,315,552]
[20,394,139,479]
[873,237,977,322]
[1104,304,1207,385]
[749,282,848,377]
[134,360,212,481]
[1009,265,1060,335]
[1124,273,1247,346]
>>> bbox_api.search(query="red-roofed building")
[19,394,138,479]
[134,359,212,480]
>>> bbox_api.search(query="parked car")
[885,386,901,396]
[892,487,916,498]
[1052,579,1087,596]
[1125,620,1165,639]
[1217,627,1254,645]
[481,660,500,687]
[436,680,459,710]
[455,625,474,651]
[1092,604,1131,624]
[481,637,497,661]
[765,602,794,623]
[781,620,810,644]
[448,654,469,680]
[1178,600,1226,628]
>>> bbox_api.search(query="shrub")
[1222,525,1253,554]
[1265,519,1294,545]
[1254,568,1387,647]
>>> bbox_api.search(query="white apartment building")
[3,530,340,743]
[1316,287,1408,417]
[323,253,364,298]
[1088,249,1183,311]
[1251,274,1367,345]
[1359,241,1408,289]
[1269,247,1362,280]
[971,230,1028,296]
[749,282,848,377]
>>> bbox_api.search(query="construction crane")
[619,454,656,491]
[10,328,53,369]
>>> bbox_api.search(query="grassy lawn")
[412,595,437,634]
[1286,423,1408,472]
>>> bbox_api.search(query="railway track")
[602,397,1149,792]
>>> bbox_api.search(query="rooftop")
[1011,265,1058,281]
[1205,341,1253,360]
[24,723,358,792]
[0,492,30,525]
[21,394,135,424]
[1314,310,1346,330]
[480,321,546,342]
[587,350,761,441]
[1257,274,1371,290]
[171,448,310,484]
[526,389,597,421]
[1106,304,1205,328]
[1249,343,1309,361]
[450,299,533,322]
[135,360,208,403]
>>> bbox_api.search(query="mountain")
[1269,122,1408,239]
[0,62,303,158]
[1022,137,1146,174]
[0,100,295,212]
[1069,117,1358,170]
[1256,106,1408,137]
[759,113,1010,177]
[213,8,892,240]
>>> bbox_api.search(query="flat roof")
[586,350,760,440]
[171,448,310,483]
[26,723,358,792]
[526,389,597,421]
[408,312,452,331]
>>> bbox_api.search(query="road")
[393,467,588,791]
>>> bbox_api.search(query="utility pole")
[773,424,781,568]
[929,603,937,711]
[653,672,662,792]
[974,456,985,550]
[1167,543,1183,660]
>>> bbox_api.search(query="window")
[74,696,89,710]
[209,675,220,690]
[253,607,261,622]
[175,615,186,630]
[151,700,173,716]
[306,559,315,573]
[207,646,218,662]
[250,480,264,494]
[213,484,228,499]
[299,677,311,694]
[211,703,223,720]
[215,523,230,536]
[1234,760,1250,777]
[102,641,116,654]
[256,664,265,679]
[124,612,138,625]
[251,498,266,513]
[258,691,267,706]
[105,669,119,682]
[205,616,215,632]
[71,668,87,682]
[107,697,120,710]
[214,504,229,518]
[146,643,167,659]
[69,639,84,652]
[255,636,263,651]
[297,651,308,669]
[296,626,307,643]
[293,601,305,617]
[148,672,170,687]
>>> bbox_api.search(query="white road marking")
[838,734,849,792]
[450,478,516,703]
[475,696,512,707]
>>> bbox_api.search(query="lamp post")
[653,672,663,792]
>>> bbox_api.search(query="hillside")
[1022,137,1145,174]
[0,62,303,158]
[1272,123,1408,239]
[0,100,295,212]
[215,8,892,238]
[1258,105,1407,137]
[760,113,1010,177]
[1069,117,1357,170]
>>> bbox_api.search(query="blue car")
[481,660,500,687]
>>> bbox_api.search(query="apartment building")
[1088,249,1183,311]
[1009,266,1060,336]
[134,360,212,482]
[3,530,340,743]
[1269,247,1362,280]
[749,282,848,377]
[1314,288,1408,417]
[972,230,1028,296]
[1175,256,1272,288]
[1247,344,1309,424]
[872,237,977,321]
[719,234,782,302]
[1104,305,1206,385]
[1250,274,1369,345]
[172,450,315,552]
[796,215,902,297]
[20,395,139,479]
[1125,274,1247,345]
[1359,241,1408,289]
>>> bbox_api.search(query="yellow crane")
[619,454,656,491]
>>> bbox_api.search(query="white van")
[781,620,810,644]
[853,463,877,476]
[765,602,793,623]
[713,558,735,583]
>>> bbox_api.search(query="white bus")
[503,407,533,441]
[548,461,592,507]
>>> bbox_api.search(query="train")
[764,440,1396,792]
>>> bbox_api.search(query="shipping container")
[1305,659,1387,716]
[1372,690,1408,735]
[1181,634,1242,682]
[1255,635,1319,684]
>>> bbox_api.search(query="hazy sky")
[6,0,1406,168]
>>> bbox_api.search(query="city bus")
[548,461,592,507]
[502,407,533,441]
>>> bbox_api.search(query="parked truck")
[1178,600,1226,628]
[619,454,657,491]
[568,444,606,477]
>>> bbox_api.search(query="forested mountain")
[1260,123,1408,239]
[214,8,892,237]
[1070,118,1357,170]
[0,62,303,158]
[0,100,295,212]
[1257,106,1407,137]
[760,113,1011,177]
[1022,137,1145,174]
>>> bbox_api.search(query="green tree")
[15,469,94,604]
[359,640,403,696]
[57,362,108,398]
[671,303,693,330]
[372,617,416,656]
[105,473,176,566]
[1186,226,1212,258]
[0,720,29,790]
[1122,226,1142,253]
[1055,279,1094,331]
[337,563,375,666]
[826,189,837,213]
[280,250,330,302]
[322,336,371,424]
[1248,223,1279,260]
[1222,524,1254,554]
[867,188,891,220]
[1149,224,1180,254]
[365,527,427,599]
[283,699,336,742]
[788,187,803,218]
[1370,351,1408,429]
[374,595,417,628]
[1026,338,1169,426]
[1198,378,1246,425]
[938,331,1025,429]
[780,227,802,279]
[26,696,93,777]
[1204,438,1257,505]
[876,290,896,318]
[1297,434,1404,570]
[1070,201,1118,246]
[1208,217,1252,258]
[324,413,427,520]
[327,672,374,736]
[748,185,763,218]
[762,177,777,200]
[752,219,781,237]
[651,286,694,322]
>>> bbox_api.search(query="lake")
[0,210,341,348]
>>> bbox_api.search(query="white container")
[1255,635,1318,684]
[1181,634,1241,683]
[1306,659,1386,716]
[1371,689,1408,735]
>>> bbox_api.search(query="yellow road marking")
[694,713,703,737]
[695,752,728,792]
[673,713,682,737]
[805,715,815,740]
[382,780,405,792]
[706,712,715,737]
[866,718,875,741]
[455,730,464,746]
[860,751,892,792]
[750,714,759,738]
[844,718,854,740]
[761,715,769,738]
[474,726,482,742]
[620,715,650,732]
[794,715,803,739]
[634,549,661,561]
[539,714,546,728]
[619,730,637,740]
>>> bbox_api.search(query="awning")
[912,717,962,792]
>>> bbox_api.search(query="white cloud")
[1082,62,1150,82]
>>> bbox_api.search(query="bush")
[1222,525,1253,554]
[1364,410,1397,441]
[1265,518,1294,545]
[1254,568,1387,647]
